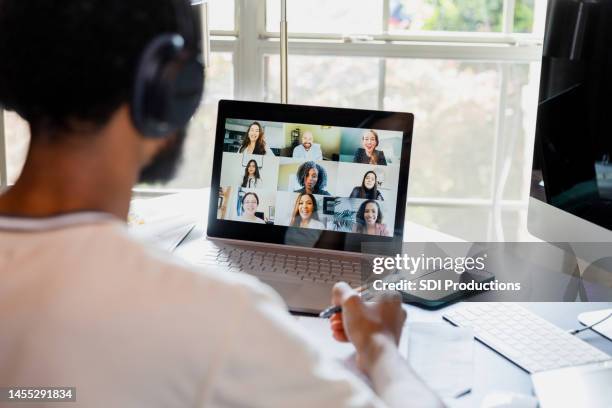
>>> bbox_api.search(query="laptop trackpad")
[260,279,330,314]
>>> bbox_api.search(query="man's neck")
[0,137,139,220]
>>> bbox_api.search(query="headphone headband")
[131,0,205,138]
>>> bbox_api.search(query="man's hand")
[329,282,406,372]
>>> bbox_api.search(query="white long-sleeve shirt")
[0,214,388,408]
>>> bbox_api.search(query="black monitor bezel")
[207,99,414,253]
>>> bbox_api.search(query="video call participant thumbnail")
[294,161,331,196]
[236,192,265,224]
[292,131,322,160]
[290,193,325,229]
[353,130,387,165]
[349,171,384,201]
[238,121,275,156]
[353,200,390,236]
[241,159,261,188]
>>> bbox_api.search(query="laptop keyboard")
[194,244,363,286]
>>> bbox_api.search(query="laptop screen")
[208,100,413,253]
[218,119,401,237]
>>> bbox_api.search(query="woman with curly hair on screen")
[290,193,325,229]
[353,200,390,236]
[294,161,330,196]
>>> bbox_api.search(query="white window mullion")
[502,0,517,34]
[235,0,266,101]
[382,0,390,34]
[377,58,386,110]
[0,109,7,188]
[488,63,511,241]
[256,39,542,63]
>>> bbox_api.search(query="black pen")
[318,285,367,318]
[319,305,342,318]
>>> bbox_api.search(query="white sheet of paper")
[407,322,474,399]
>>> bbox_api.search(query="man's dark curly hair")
[296,161,327,192]
[0,0,179,138]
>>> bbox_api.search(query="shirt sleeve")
[205,278,387,408]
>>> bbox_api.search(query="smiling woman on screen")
[353,200,389,236]
[238,121,275,155]
[353,130,387,165]
[236,192,265,224]
[290,193,325,229]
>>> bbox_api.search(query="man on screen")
[0,1,441,407]
[292,130,323,160]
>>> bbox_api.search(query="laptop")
[205,100,414,314]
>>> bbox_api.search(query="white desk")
[137,189,612,407]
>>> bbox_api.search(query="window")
[266,0,384,34]
[208,0,235,32]
[1,0,547,240]
[150,52,234,189]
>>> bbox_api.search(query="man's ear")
[110,104,171,167]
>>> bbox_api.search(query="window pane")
[208,0,235,31]
[389,0,503,32]
[266,0,383,34]
[265,54,380,109]
[406,206,526,241]
[407,206,491,241]
[501,62,540,201]
[158,52,234,189]
[3,111,30,185]
[385,59,501,199]
[513,0,534,33]
[514,0,548,34]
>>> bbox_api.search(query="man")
[292,130,323,160]
[0,1,442,407]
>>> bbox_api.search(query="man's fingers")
[330,319,343,332]
[332,281,353,306]
[332,330,349,342]
[375,290,402,304]
[332,282,362,313]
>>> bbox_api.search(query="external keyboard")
[443,303,611,373]
[195,243,363,286]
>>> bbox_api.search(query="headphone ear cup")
[132,34,204,138]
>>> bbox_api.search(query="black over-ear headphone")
[132,0,205,138]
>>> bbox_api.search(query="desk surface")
[139,189,612,407]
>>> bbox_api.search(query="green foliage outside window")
[391,0,535,33]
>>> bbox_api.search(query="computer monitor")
[528,0,612,305]
[529,0,612,244]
